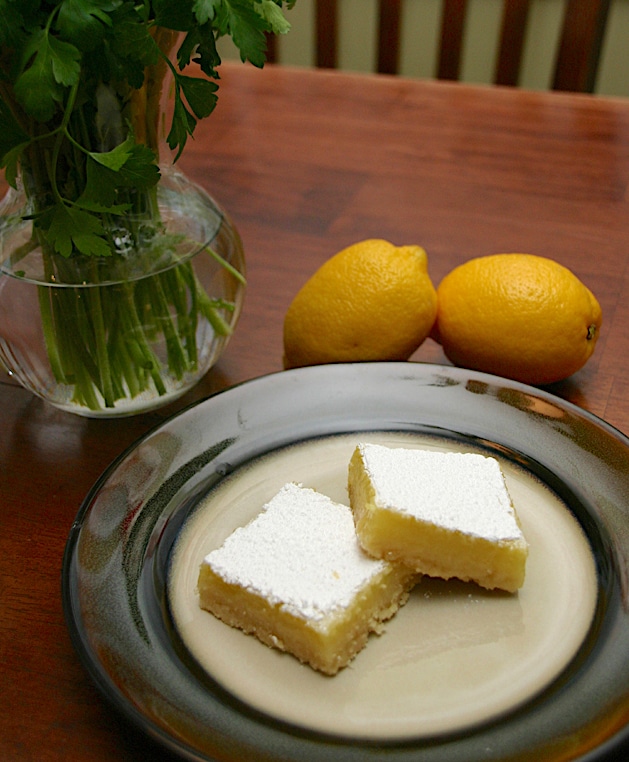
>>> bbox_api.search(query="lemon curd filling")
[348,444,529,592]
[198,482,418,675]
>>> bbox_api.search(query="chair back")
[268,0,612,93]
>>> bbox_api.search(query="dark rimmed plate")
[62,362,629,761]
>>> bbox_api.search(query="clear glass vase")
[0,167,245,417]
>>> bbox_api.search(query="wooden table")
[2,62,629,761]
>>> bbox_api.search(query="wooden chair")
[267,0,612,93]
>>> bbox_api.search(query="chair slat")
[495,0,530,87]
[265,32,278,64]
[553,0,611,92]
[437,0,468,81]
[316,0,338,68]
[377,0,403,74]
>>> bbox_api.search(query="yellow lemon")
[283,239,438,369]
[433,253,602,385]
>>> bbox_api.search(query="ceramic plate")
[62,363,629,761]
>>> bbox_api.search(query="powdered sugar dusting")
[359,444,524,541]
[203,482,389,621]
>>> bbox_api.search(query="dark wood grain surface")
[2,62,629,761]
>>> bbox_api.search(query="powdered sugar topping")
[358,444,524,541]
[203,482,389,622]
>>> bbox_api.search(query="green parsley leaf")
[179,75,219,119]
[94,5,159,87]
[84,157,119,207]
[14,31,62,121]
[49,35,82,87]
[223,0,268,68]
[45,205,110,258]
[117,143,161,190]
[255,0,291,35]
[14,27,81,121]
[165,67,219,159]
[192,0,222,26]
[153,0,196,31]
[0,0,41,49]
[89,136,135,172]
[178,24,221,78]
[55,0,121,51]
[83,141,160,206]
[168,92,197,160]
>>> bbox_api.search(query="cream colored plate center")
[169,432,597,740]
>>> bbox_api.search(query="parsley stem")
[49,79,80,205]
[118,282,167,396]
[37,284,66,384]
[206,244,247,285]
[88,264,116,408]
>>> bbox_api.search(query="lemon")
[433,253,602,385]
[283,239,438,369]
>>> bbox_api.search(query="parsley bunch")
[0,0,293,412]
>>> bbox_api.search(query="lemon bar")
[348,444,528,592]
[198,483,418,675]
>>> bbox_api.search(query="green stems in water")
[37,251,236,411]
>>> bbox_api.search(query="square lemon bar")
[348,444,528,592]
[198,482,418,675]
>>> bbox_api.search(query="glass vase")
[0,166,245,417]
